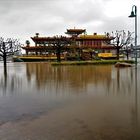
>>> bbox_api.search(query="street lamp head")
[129,11,136,18]
[129,5,137,18]
[128,5,137,66]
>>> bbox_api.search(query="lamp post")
[129,5,137,66]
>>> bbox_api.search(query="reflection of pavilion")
[25,63,112,91]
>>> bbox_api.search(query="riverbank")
[51,60,135,66]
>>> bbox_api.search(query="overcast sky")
[0,0,140,45]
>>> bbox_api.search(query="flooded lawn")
[0,62,140,140]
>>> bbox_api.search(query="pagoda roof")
[31,34,114,42]
[31,36,71,42]
[22,46,48,50]
[65,29,86,35]
[31,37,56,41]
[78,35,114,40]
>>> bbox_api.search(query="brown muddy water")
[0,62,140,140]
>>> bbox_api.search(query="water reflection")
[0,63,139,98]
[110,67,135,96]
[0,67,7,94]
[26,63,139,129]
[26,63,113,94]
[132,68,138,129]
[25,63,138,96]
[0,63,24,95]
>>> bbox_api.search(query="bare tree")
[49,36,71,62]
[109,30,133,60]
[0,37,21,67]
[122,44,134,60]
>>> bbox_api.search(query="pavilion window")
[97,41,99,46]
[94,41,96,46]
[86,41,88,46]
[90,40,92,46]
[88,41,90,46]
[91,41,94,46]
[86,40,89,46]
[81,41,83,46]
[83,41,86,46]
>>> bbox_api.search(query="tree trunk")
[116,48,120,60]
[3,66,7,90]
[77,49,81,61]
[56,47,61,62]
[3,54,7,67]
[117,68,120,91]
[90,52,92,60]
[126,52,129,60]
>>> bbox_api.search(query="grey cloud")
[0,0,139,44]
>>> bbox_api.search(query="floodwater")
[0,62,140,140]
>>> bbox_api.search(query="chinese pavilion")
[20,28,115,61]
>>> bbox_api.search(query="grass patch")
[51,60,135,66]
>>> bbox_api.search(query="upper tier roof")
[31,35,113,43]
[65,29,86,35]
[78,35,114,40]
